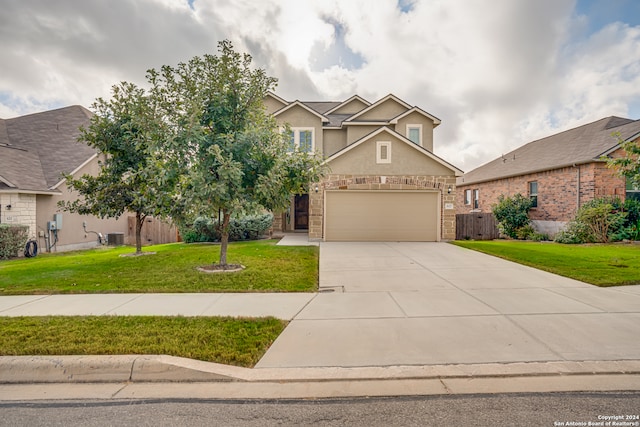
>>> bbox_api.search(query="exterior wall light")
[314,185,319,193]
[447,186,452,194]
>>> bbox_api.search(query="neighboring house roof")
[459,116,640,186]
[0,105,95,193]
[325,126,464,176]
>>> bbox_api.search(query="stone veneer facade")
[309,174,457,240]
[0,193,37,238]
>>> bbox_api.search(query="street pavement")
[1,234,640,397]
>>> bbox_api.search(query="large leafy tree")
[60,82,178,254]
[606,132,640,190]
[148,40,325,266]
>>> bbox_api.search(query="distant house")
[265,93,463,241]
[0,106,175,252]
[456,117,640,236]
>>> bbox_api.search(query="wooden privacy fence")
[455,213,499,240]
[127,216,178,245]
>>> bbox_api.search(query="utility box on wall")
[53,213,63,230]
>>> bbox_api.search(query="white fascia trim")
[266,91,289,105]
[273,101,330,123]
[0,175,16,188]
[0,188,62,195]
[324,126,464,176]
[342,121,391,126]
[344,94,412,122]
[51,153,98,190]
[391,107,442,126]
[599,130,640,157]
[324,95,371,115]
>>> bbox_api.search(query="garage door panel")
[325,191,438,241]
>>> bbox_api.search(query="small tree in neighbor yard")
[60,82,179,254]
[491,193,534,239]
[605,132,640,191]
[148,40,325,267]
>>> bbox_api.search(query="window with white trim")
[286,127,315,153]
[406,124,422,145]
[473,189,479,209]
[464,189,472,205]
[626,178,640,201]
[376,141,391,164]
[529,181,538,208]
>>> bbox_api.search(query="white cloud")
[1,0,639,172]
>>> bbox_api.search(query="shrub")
[555,197,629,244]
[181,213,273,243]
[515,224,535,240]
[492,194,534,239]
[0,224,29,259]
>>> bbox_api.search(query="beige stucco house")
[266,93,463,241]
[0,105,175,253]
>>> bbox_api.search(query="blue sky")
[0,0,639,171]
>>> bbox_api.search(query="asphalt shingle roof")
[460,116,640,186]
[0,105,95,192]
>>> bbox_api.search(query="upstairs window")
[287,128,315,153]
[406,124,422,145]
[529,181,538,208]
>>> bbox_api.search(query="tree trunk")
[219,210,231,265]
[135,212,145,254]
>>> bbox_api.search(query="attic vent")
[376,141,391,164]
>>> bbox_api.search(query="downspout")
[575,164,580,212]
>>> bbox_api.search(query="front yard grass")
[0,239,318,295]
[452,240,640,287]
[0,316,285,367]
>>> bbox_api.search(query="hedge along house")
[265,93,463,241]
[0,106,175,253]
[456,116,640,236]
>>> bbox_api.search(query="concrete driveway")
[255,242,640,368]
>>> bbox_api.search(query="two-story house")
[265,92,463,241]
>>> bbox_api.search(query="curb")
[2,356,640,384]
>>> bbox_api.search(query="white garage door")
[324,191,439,241]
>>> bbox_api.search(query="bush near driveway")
[452,240,640,287]
[0,239,318,294]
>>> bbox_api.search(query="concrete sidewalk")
[2,240,640,398]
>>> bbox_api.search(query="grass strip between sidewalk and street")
[0,239,318,295]
[452,240,640,287]
[0,316,286,368]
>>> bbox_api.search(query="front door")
[294,194,309,230]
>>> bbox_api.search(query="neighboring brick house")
[265,92,463,241]
[457,117,640,236]
[0,106,176,252]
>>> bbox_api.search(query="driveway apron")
[255,242,640,368]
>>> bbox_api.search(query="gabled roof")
[344,94,411,123]
[390,106,441,127]
[460,116,640,186]
[324,95,371,115]
[265,91,288,106]
[324,126,463,176]
[272,100,330,123]
[0,105,95,193]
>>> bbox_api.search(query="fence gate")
[127,216,178,245]
[455,213,499,240]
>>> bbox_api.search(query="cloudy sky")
[1,0,639,171]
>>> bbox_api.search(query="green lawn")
[0,316,285,367]
[0,240,318,294]
[452,240,640,287]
